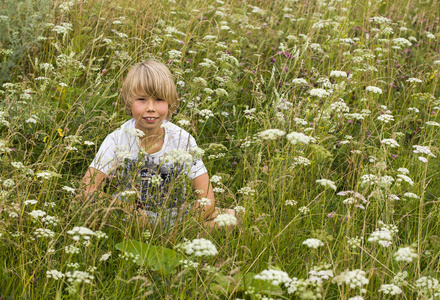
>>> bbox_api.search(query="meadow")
[0,0,440,298]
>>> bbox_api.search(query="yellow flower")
[57,128,64,137]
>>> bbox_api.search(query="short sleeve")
[89,134,118,175]
[186,135,207,180]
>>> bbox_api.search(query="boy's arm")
[192,173,216,221]
[79,167,107,202]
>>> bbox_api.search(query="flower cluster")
[214,213,238,227]
[183,238,218,257]
[254,269,291,286]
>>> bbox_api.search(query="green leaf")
[115,240,184,275]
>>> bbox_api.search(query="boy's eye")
[156,98,164,101]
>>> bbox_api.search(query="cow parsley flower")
[303,238,324,248]
[286,132,316,145]
[24,200,38,205]
[367,228,393,247]
[254,269,291,286]
[379,284,402,295]
[29,210,46,219]
[377,114,394,123]
[257,129,285,140]
[396,174,414,186]
[34,228,55,238]
[47,270,65,280]
[309,88,330,98]
[183,238,218,257]
[366,86,382,94]
[316,179,336,190]
[413,145,435,157]
[163,149,194,165]
[394,247,418,263]
[237,187,255,195]
[292,78,308,84]
[330,71,347,78]
[403,192,418,199]
[381,138,399,147]
[293,156,311,166]
[67,226,95,241]
[332,269,369,292]
[214,214,238,227]
[100,252,112,262]
[234,206,245,213]
[3,179,15,188]
[62,186,76,193]
[197,197,211,207]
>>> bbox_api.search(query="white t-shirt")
[90,119,207,212]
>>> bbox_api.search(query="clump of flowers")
[332,269,369,294]
[214,213,238,227]
[286,132,316,145]
[367,221,398,247]
[394,246,418,263]
[254,269,291,286]
[256,129,285,140]
[303,238,324,249]
[66,226,95,241]
[183,238,218,257]
[316,179,336,190]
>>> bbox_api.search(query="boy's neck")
[141,127,165,144]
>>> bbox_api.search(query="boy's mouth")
[142,117,159,123]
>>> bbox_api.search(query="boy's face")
[131,94,169,136]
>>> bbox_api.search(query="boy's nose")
[145,99,156,111]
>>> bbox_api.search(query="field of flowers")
[1,0,440,298]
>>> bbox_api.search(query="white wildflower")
[379,284,402,295]
[377,114,394,123]
[24,200,38,205]
[237,187,255,195]
[309,88,330,97]
[332,269,369,291]
[183,238,218,257]
[254,269,291,286]
[257,129,285,140]
[293,156,311,166]
[330,71,347,78]
[213,214,238,227]
[396,174,414,185]
[381,138,399,147]
[47,270,65,280]
[292,78,308,85]
[286,132,316,145]
[366,86,382,94]
[303,238,324,249]
[285,200,297,206]
[100,252,112,262]
[316,179,336,190]
[197,198,211,207]
[394,247,418,263]
[29,210,46,219]
[62,186,76,193]
[403,192,418,199]
[3,179,15,188]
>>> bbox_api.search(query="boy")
[81,60,232,228]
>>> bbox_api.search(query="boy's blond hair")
[121,60,178,120]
